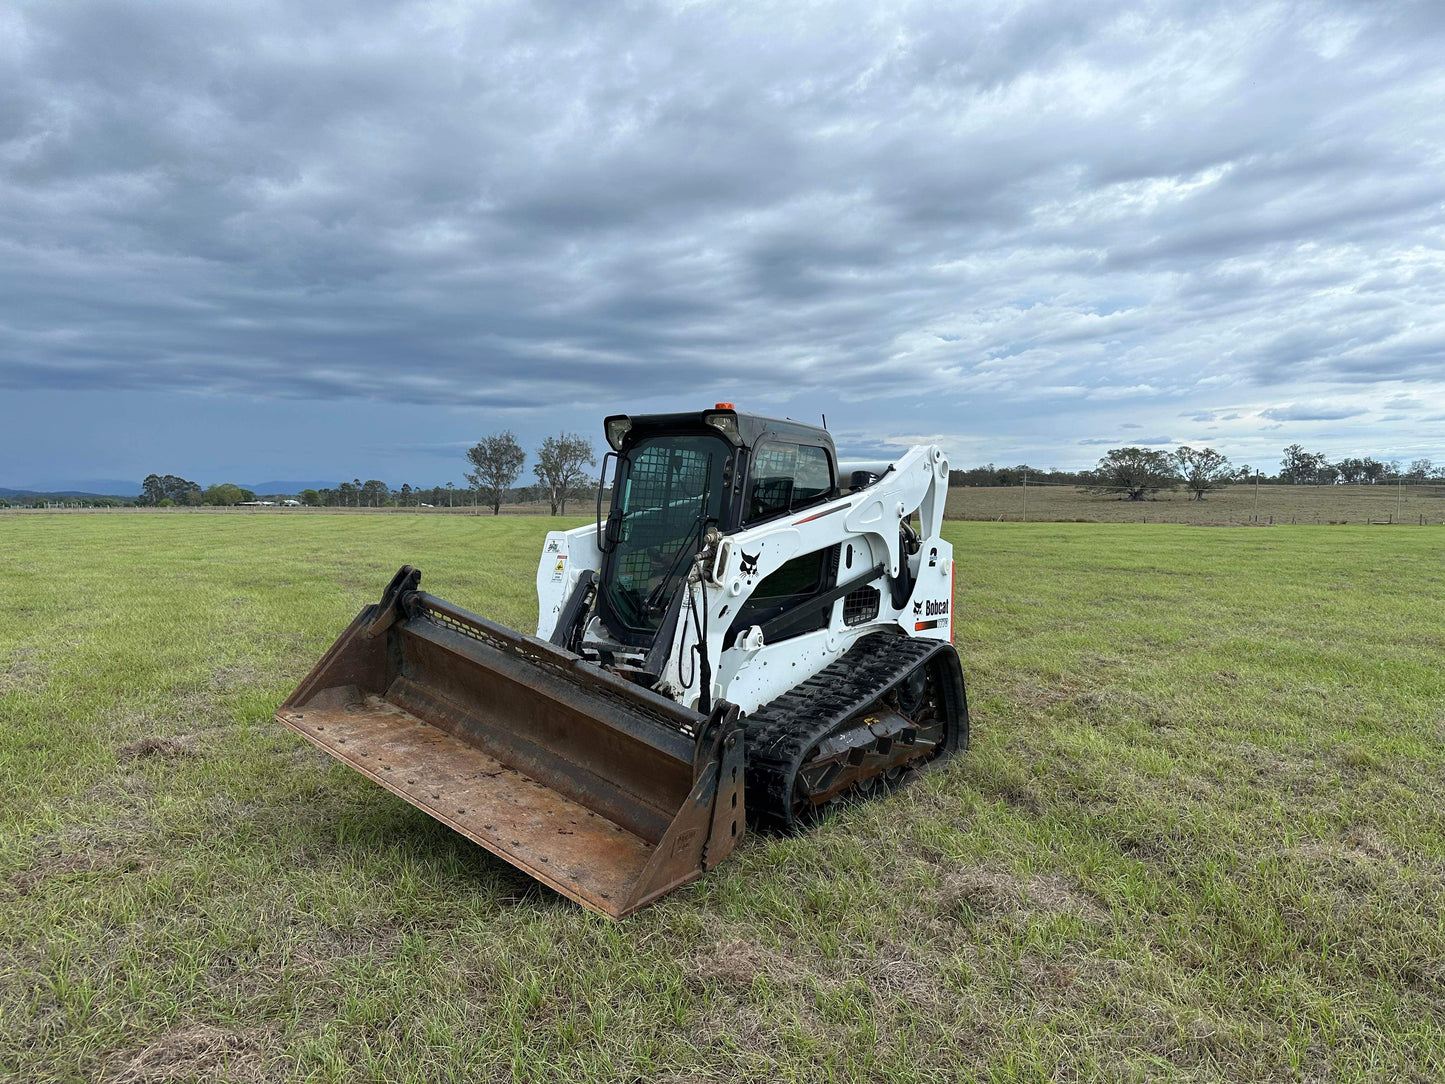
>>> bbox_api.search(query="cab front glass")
[602,433,731,633]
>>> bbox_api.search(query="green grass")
[1,515,1442,1082]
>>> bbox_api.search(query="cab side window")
[747,442,833,523]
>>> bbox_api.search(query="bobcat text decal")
[912,597,949,630]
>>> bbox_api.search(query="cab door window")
[746,442,833,523]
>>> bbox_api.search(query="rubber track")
[742,633,945,832]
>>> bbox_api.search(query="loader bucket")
[277,567,745,918]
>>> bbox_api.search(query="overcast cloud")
[2,0,1443,487]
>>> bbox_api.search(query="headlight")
[703,408,739,442]
[604,415,632,451]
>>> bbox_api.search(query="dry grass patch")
[117,735,198,762]
[106,1024,276,1084]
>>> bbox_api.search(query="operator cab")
[592,405,839,650]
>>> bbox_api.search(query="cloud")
[1259,402,1369,421]
[1,0,1444,482]
[1078,435,1172,446]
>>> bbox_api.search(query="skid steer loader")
[278,406,967,917]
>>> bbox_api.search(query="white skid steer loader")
[277,406,968,917]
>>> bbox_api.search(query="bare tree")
[464,431,527,515]
[534,433,596,515]
[1085,447,1178,501]
[1174,446,1231,501]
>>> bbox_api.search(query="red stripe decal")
[794,504,848,525]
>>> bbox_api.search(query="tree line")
[297,431,599,514]
[951,446,1443,501]
[136,475,259,507]
[1276,445,1440,485]
[25,439,1438,513]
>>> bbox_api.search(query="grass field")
[2,515,1442,1082]
[947,483,1445,525]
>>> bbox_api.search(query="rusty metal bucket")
[276,567,744,918]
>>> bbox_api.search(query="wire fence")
[9,482,1445,526]
[945,481,1445,525]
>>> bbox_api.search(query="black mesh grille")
[842,585,880,626]
[615,444,711,597]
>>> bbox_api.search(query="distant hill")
[4,478,142,497]
[1,487,135,500]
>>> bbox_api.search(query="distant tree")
[1360,457,1387,485]
[202,483,254,505]
[1279,444,1332,484]
[534,433,596,515]
[299,489,321,507]
[1233,464,1255,483]
[141,474,165,506]
[360,480,390,507]
[1281,444,1307,483]
[464,431,527,515]
[1086,447,1178,501]
[1406,458,1434,483]
[1174,446,1231,501]
[138,473,202,506]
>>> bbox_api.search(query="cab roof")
[607,408,835,456]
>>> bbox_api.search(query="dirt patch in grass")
[289,922,403,976]
[938,867,1109,928]
[1010,677,1078,714]
[687,937,809,991]
[1026,872,1111,922]
[106,1024,274,1083]
[210,660,268,692]
[941,867,1025,922]
[117,735,198,762]
[0,645,47,695]
[6,845,155,897]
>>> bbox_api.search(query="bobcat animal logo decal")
[912,600,923,616]
[739,551,760,576]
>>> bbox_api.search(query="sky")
[2,0,1443,491]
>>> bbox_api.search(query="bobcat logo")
[912,600,923,616]
[739,551,760,576]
